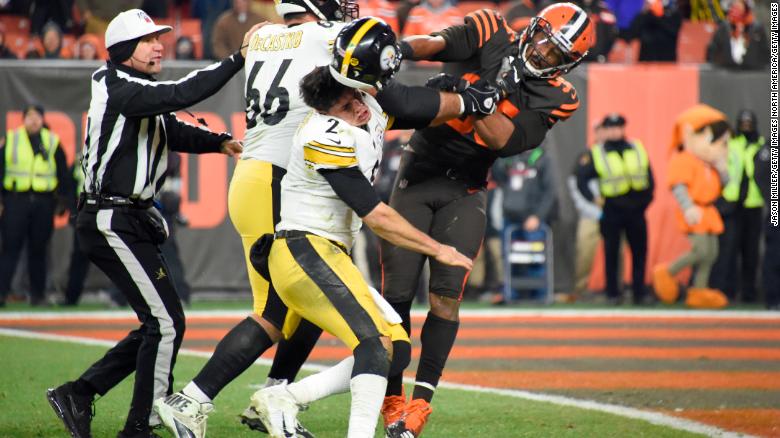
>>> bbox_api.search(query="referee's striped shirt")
[82,52,244,201]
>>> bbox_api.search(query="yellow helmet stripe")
[340,18,379,77]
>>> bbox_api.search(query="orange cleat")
[386,398,432,437]
[381,394,407,427]
[653,264,680,304]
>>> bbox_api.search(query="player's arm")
[319,167,472,270]
[403,9,506,62]
[375,80,497,130]
[476,82,580,156]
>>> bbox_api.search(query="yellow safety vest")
[591,140,649,197]
[721,135,764,208]
[3,127,59,193]
[73,156,85,197]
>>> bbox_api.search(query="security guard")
[709,109,764,303]
[62,154,90,306]
[0,104,68,307]
[753,134,778,310]
[577,113,654,305]
[45,9,257,438]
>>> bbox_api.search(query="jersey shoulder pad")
[464,9,514,47]
[301,115,358,169]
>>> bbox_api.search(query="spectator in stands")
[494,146,557,301]
[577,114,654,305]
[709,109,764,303]
[75,0,143,36]
[505,0,537,32]
[625,0,682,62]
[26,21,71,59]
[568,122,606,300]
[605,0,645,34]
[577,0,619,62]
[0,30,17,59]
[142,0,169,18]
[175,35,196,60]
[359,0,400,34]
[211,0,266,60]
[706,0,768,70]
[191,0,231,60]
[402,0,462,37]
[75,33,101,60]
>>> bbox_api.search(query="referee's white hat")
[105,9,172,49]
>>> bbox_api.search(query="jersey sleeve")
[303,119,358,170]
[432,9,509,62]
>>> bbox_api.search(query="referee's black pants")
[0,191,55,303]
[75,207,185,432]
[600,206,648,303]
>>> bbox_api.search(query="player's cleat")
[381,394,407,427]
[46,382,95,438]
[153,392,213,438]
[250,382,313,438]
[385,399,432,438]
[239,406,315,438]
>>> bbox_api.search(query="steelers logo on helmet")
[519,2,593,79]
[379,44,399,72]
[329,16,401,90]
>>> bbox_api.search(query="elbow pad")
[496,111,548,158]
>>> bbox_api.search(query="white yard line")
[1,308,779,320]
[0,328,759,438]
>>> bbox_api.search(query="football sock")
[348,374,388,438]
[287,356,354,404]
[386,340,411,396]
[267,318,322,383]
[192,317,273,399]
[182,381,212,404]
[413,312,459,403]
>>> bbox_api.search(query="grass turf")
[1,335,705,437]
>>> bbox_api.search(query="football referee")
[46,9,261,438]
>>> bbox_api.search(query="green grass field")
[1,335,705,438]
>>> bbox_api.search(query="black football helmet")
[329,17,401,90]
[275,0,358,21]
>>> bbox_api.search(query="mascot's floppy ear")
[249,234,275,282]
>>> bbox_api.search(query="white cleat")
[250,383,303,438]
[153,392,213,438]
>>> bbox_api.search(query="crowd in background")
[0,0,774,309]
[0,0,771,70]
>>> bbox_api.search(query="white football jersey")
[278,92,389,249]
[242,21,346,168]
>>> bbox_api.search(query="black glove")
[425,73,469,92]
[495,55,524,98]
[460,80,499,116]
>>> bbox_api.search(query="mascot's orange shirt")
[667,150,724,234]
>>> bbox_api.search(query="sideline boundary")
[0,328,757,438]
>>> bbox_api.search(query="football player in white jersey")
[247,18,473,438]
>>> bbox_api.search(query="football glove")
[460,80,499,116]
[425,72,469,92]
[495,55,524,98]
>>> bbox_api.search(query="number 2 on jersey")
[245,59,292,128]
